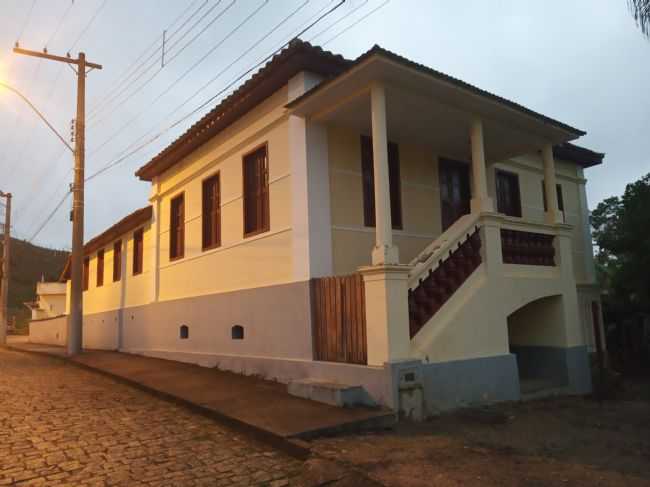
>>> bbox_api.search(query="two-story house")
[42,40,605,415]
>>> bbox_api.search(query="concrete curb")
[6,345,310,460]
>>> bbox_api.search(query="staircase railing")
[407,214,483,338]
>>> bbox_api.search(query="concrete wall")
[29,315,67,346]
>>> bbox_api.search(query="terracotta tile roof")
[135,39,351,181]
[287,44,586,137]
[553,142,604,168]
[59,205,152,282]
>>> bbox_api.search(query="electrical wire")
[85,0,347,182]
[69,0,108,51]
[88,0,236,129]
[322,0,390,46]
[87,0,209,120]
[28,191,71,244]
[16,0,37,43]
[45,0,75,48]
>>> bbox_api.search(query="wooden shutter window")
[96,249,104,287]
[170,193,185,260]
[83,257,89,291]
[360,136,402,229]
[113,240,122,282]
[133,228,143,276]
[202,174,221,250]
[243,145,270,237]
[496,170,522,218]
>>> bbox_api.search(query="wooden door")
[311,274,367,365]
[439,158,471,231]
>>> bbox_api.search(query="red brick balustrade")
[408,227,482,338]
[500,229,555,266]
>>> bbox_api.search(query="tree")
[629,0,650,38]
[591,173,650,313]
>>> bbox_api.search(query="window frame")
[495,169,523,218]
[96,249,104,287]
[202,172,222,251]
[132,228,144,276]
[242,143,270,238]
[360,135,403,230]
[113,240,122,282]
[169,192,185,261]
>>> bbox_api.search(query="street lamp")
[0,81,74,154]
[0,81,74,347]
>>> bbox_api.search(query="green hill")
[1,235,69,328]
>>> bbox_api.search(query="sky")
[0,0,648,250]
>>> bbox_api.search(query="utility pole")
[0,191,11,346]
[14,45,102,355]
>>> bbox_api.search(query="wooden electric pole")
[14,46,102,355]
[0,191,11,345]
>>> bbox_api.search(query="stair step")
[288,379,376,408]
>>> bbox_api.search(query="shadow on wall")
[507,295,568,390]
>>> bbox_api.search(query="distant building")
[24,281,67,320]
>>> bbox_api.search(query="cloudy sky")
[0,0,648,250]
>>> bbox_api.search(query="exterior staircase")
[407,214,483,338]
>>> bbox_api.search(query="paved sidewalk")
[0,347,303,486]
[7,338,393,447]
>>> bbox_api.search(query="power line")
[88,0,300,158]
[45,0,75,48]
[87,0,236,129]
[69,0,108,51]
[28,191,71,244]
[322,0,390,46]
[87,0,208,120]
[16,0,37,43]
[85,0,347,183]
[307,0,368,43]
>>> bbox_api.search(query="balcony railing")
[500,228,555,266]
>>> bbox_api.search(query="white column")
[469,117,494,213]
[542,143,562,224]
[370,83,399,265]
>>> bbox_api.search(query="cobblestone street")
[0,348,303,486]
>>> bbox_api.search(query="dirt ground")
[309,378,650,487]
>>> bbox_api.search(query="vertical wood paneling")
[311,273,367,365]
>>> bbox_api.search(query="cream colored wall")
[153,87,296,301]
[81,223,153,314]
[327,124,595,285]
[489,155,592,285]
[327,125,441,275]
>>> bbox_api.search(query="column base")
[544,210,564,224]
[470,197,494,214]
[371,244,400,266]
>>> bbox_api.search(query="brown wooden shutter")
[202,175,221,249]
[243,146,269,236]
[388,142,402,230]
[83,257,89,291]
[361,136,401,229]
[133,228,143,275]
[170,194,184,259]
[113,240,122,282]
[361,136,375,227]
[96,249,104,287]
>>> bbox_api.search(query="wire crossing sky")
[0,0,648,250]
